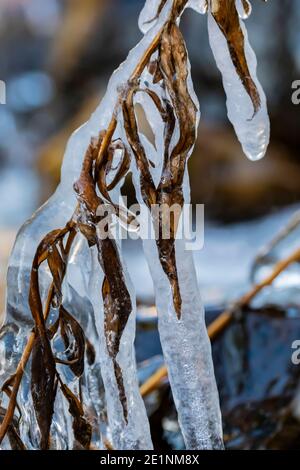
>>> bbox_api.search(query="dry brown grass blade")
[0,284,54,444]
[31,336,57,450]
[58,374,92,450]
[210,0,261,114]
[75,136,133,422]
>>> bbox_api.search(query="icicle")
[131,167,224,448]
[132,3,224,449]
[143,237,224,449]
[207,0,270,161]
[128,75,224,447]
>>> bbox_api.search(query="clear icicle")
[130,168,224,449]
[143,236,224,449]
[131,4,224,449]
[207,1,270,161]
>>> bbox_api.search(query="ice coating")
[187,0,208,14]
[0,183,106,449]
[139,0,207,33]
[138,0,163,34]
[133,5,224,449]
[144,237,224,448]
[236,0,252,19]
[207,3,270,161]
[0,0,177,450]
[88,238,152,450]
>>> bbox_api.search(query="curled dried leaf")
[36,228,69,265]
[96,139,136,227]
[75,135,132,421]
[97,139,131,194]
[160,22,197,184]
[122,89,157,208]
[47,245,65,308]
[99,237,132,422]
[74,139,102,217]
[29,227,71,334]
[242,0,251,17]
[59,306,85,377]
[153,22,198,318]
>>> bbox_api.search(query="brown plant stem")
[140,245,300,397]
[0,285,54,443]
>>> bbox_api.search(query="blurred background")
[1,0,300,450]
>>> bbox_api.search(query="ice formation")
[207,0,270,161]
[0,0,269,451]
